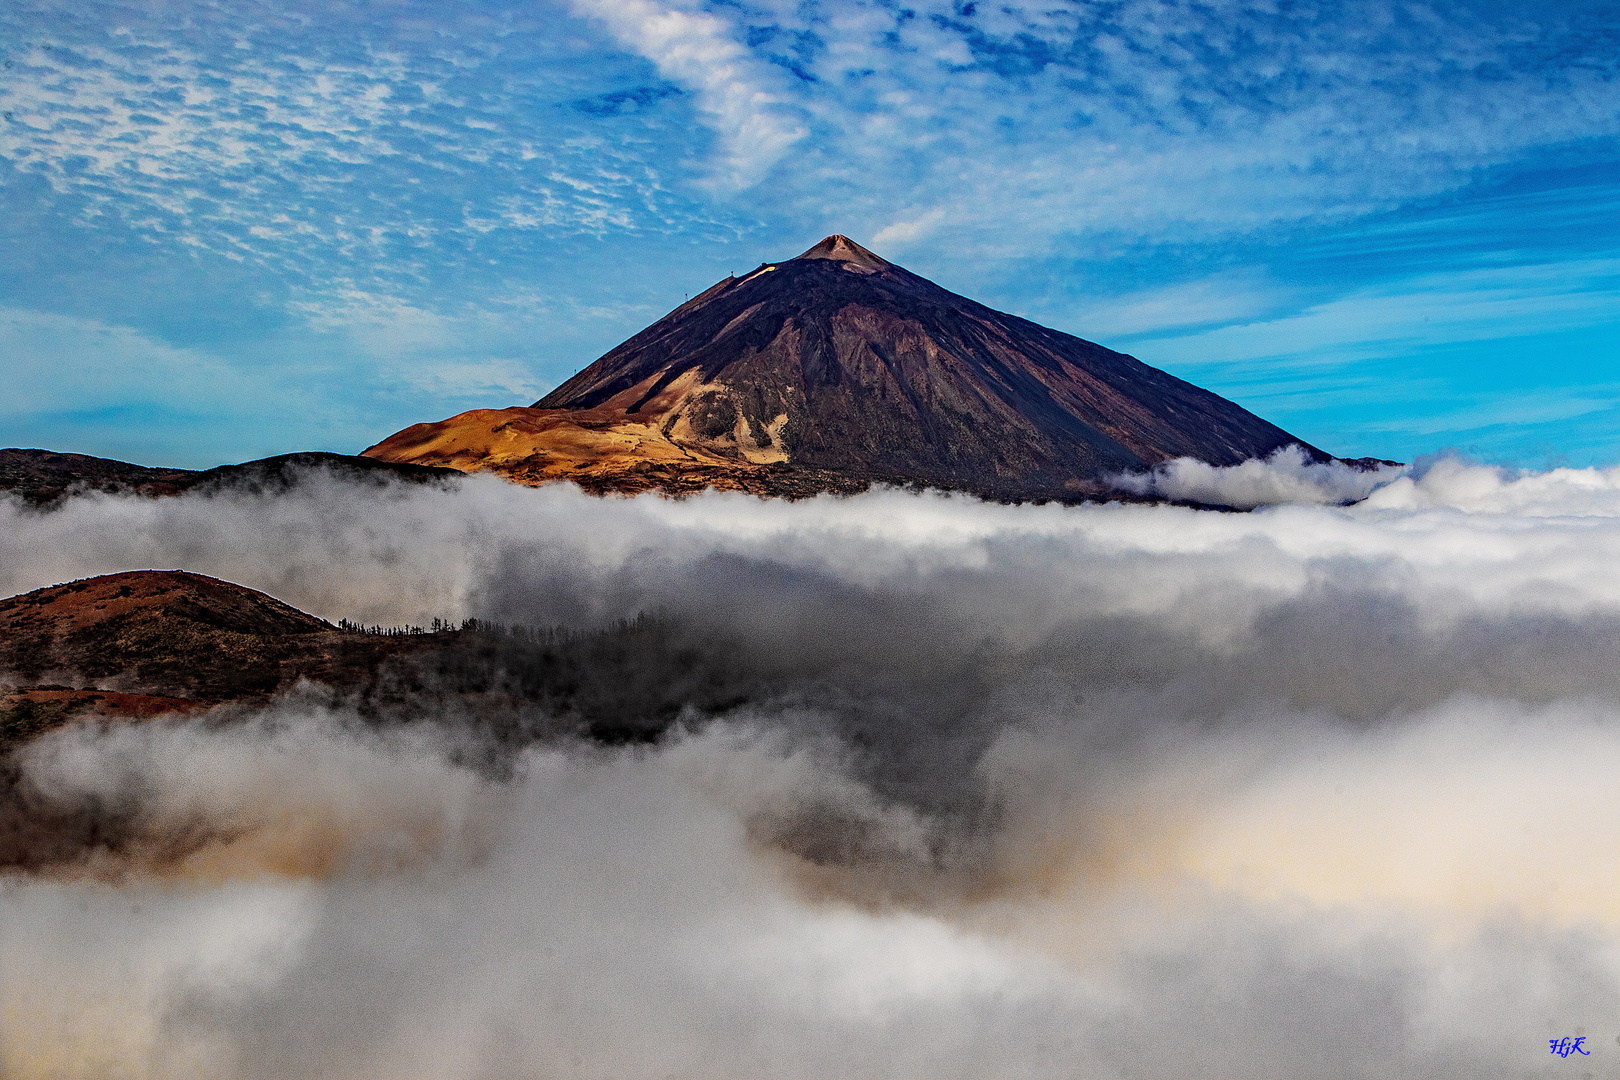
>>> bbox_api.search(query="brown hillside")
[0,570,337,703]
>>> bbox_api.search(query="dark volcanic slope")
[537,235,1320,498]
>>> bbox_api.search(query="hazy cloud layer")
[7,462,1620,1074]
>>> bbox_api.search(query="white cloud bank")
[1111,444,1408,508]
[6,459,1620,1076]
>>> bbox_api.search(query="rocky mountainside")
[365,235,1323,500]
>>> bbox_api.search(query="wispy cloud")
[1059,274,1292,339]
[569,0,809,187]
[714,0,1620,253]
[0,301,554,466]
[0,305,277,417]
[7,0,1615,278]
[0,1,698,299]
[1133,259,1620,376]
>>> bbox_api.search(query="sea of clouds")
[6,455,1620,1078]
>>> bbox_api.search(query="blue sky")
[1,0,1617,468]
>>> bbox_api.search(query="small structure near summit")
[364,235,1323,501]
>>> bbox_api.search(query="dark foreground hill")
[365,235,1326,501]
[0,450,461,507]
[0,570,748,755]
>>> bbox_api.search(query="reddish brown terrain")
[365,235,1323,501]
[0,571,341,745]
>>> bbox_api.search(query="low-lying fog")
[4,454,1620,1079]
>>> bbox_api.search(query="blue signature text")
[1551,1037,1589,1057]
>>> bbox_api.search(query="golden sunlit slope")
[361,369,867,498]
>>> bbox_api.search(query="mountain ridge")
[0,450,462,506]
